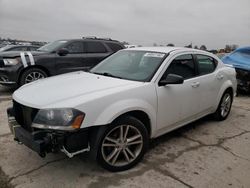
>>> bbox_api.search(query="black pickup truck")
[0,37,124,86]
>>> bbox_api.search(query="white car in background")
[125,44,140,48]
[8,47,236,171]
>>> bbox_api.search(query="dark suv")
[0,37,125,86]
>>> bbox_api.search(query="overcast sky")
[0,0,249,49]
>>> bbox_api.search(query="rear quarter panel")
[214,64,237,110]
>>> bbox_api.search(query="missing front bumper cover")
[61,145,90,158]
[7,107,90,158]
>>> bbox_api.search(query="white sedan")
[8,47,237,171]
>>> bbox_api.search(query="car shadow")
[147,115,213,151]
[76,115,214,168]
[148,91,249,152]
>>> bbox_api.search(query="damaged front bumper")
[7,107,90,158]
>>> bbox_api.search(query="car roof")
[123,47,221,61]
[59,38,121,43]
[124,46,206,54]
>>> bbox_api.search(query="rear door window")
[196,55,216,75]
[84,41,107,53]
[106,42,123,52]
[65,42,83,54]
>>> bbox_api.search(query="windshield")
[91,50,167,82]
[37,40,68,52]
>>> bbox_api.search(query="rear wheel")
[97,116,148,172]
[19,68,47,86]
[214,90,233,121]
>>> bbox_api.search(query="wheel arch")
[88,109,153,161]
[91,99,156,138]
[17,65,50,84]
[224,87,234,98]
[215,81,234,110]
[112,110,152,138]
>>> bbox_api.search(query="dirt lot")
[0,86,250,188]
[0,86,13,101]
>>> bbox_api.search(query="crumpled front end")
[7,100,90,158]
[236,68,250,93]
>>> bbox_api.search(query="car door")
[194,54,221,112]
[83,41,111,70]
[55,41,86,74]
[156,53,202,131]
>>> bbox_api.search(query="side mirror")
[57,48,69,56]
[159,74,184,86]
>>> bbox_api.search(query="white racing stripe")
[3,59,8,65]
[20,52,28,68]
[27,52,35,65]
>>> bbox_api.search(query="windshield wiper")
[92,72,122,79]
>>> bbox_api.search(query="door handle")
[217,74,224,80]
[191,82,200,88]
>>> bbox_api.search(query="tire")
[214,90,233,121]
[19,68,47,86]
[96,116,149,172]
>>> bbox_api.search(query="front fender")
[93,99,157,136]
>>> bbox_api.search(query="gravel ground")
[0,86,250,188]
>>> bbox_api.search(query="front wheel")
[214,90,233,121]
[97,116,149,172]
[19,68,47,86]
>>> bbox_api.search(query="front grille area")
[13,100,39,132]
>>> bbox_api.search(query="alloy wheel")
[101,125,143,167]
[25,71,45,83]
[220,93,232,117]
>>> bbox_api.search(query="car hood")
[13,71,141,108]
[0,51,49,58]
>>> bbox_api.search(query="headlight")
[3,59,19,66]
[32,108,85,131]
